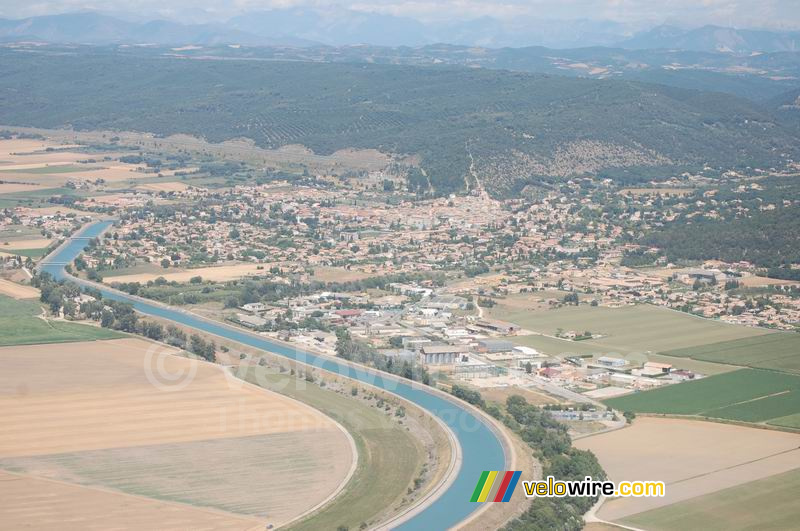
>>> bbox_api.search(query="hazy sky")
[1,0,799,29]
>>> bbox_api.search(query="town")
[3,136,798,423]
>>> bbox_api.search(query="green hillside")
[1,49,798,195]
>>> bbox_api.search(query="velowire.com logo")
[470,472,666,502]
[470,471,522,503]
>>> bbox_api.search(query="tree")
[116,312,138,332]
[525,361,533,374]
[388,336,404,348]
[100,309,115,328]
[161,258,170,268]
[562,292,579,305]
[141,321,164,340]
[62,298,76,318]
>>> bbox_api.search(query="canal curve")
[40,220,507,530]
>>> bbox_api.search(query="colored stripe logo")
[470,471,521,502]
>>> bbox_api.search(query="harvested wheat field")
[0,279,38,299]
[14,205,90,217]
[0,471,261,531]
[1,238,52,249]
[575,417,800,522]
[0,182,43,194]
[738,276,800,288]
[0,338,355,528]
[137,181,191,192]
[476,385,560,406]
[106,263,278,283]
[312,266,376,282]
[0,141,90,168]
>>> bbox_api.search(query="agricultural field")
[1,237,53,250]
[0,138,198,203]
[620,467,800,530]
[737,276,800,288]
[603,369,800,427]
[311,266,377,283]
[475,385,561,406]
[244,366,442,531]
[136,181,192,193]
[0,163,92,174]
[0,294,121,346]
[0,279,38,299]
[0,470,261,531]
[500,304,770,355]
[0,339,355,528]
[103,262,279,284]
[661,333,800,374]
[575,417,800,522]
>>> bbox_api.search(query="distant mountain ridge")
[0,10,792,51]
[0,10,634,48]
[0,12,315,46]
[1,12,799,53]
[621,24,800,53]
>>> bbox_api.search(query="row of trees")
[33,273,216,362]
[448,386,607,531]
[335,328,431,385]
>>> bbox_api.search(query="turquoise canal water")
[41,221,506,530]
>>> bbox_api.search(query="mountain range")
[1,11,799,52]
[620,24,800,53]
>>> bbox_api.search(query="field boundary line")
[669,446,800,486]
[0,468,263,526]
[701,389,792,411]
[118,337,361,529]
[584,495,646,531]
[222,364,360,529]
[637,413,800,434]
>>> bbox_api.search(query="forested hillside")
[644,206,800,270]
[1,48,798,195]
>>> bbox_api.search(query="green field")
[2,247,48,259]
[604,369,800,424]
[509,334,738,375]
[662,334,800,374]
[101,263,170,277]
[245,367,431,531]
[0,164,94,174]
[500,304,769,356]
[621,468,800,530]
[768,413,800,429]
[0,225,42,240]
[0,187,79,209]
[0,295,121,346]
